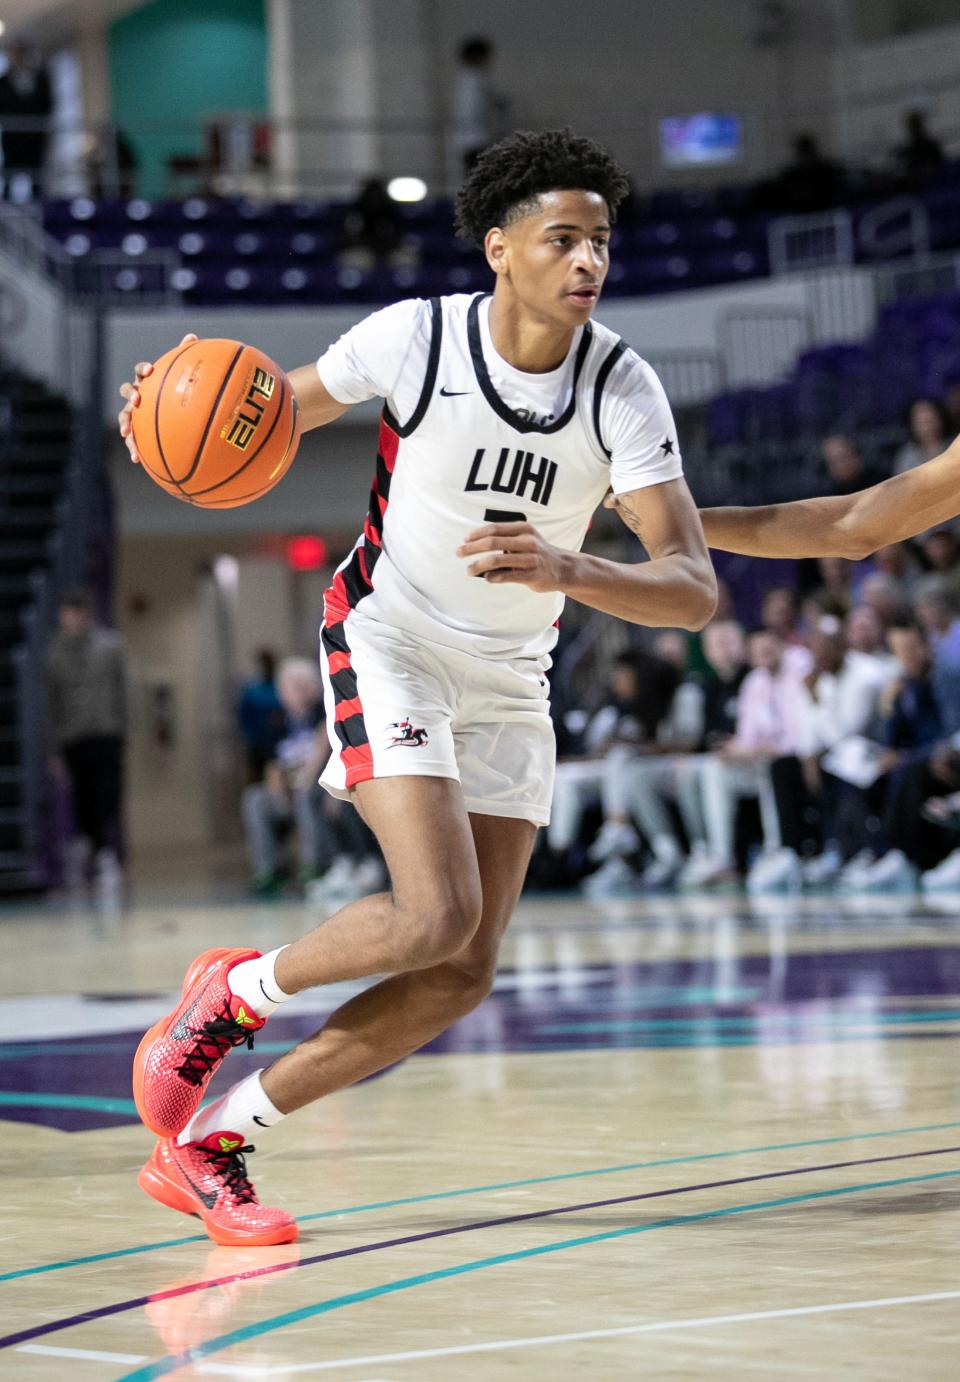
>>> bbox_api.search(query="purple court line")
[3,1142,958,1353]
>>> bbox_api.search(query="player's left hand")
[457,521,567,591]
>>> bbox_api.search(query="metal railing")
[768,210,854,276]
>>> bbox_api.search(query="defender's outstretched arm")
[698,436,960,559]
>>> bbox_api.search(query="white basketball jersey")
[321,293,682,660]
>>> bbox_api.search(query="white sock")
[176,1070,286,1146]
[228,947,293,1018]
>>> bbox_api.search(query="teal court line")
[542,1010,960,1037]
[545,1009,960,1031]
[0,1006,955,1055]
[5,1119,960,1285]
[0,1092,138,1115]
[118,1165,960,1381]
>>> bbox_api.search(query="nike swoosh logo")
[171,992,204,1042]
[181,1166,219,1209]
[253,1115,270,1127]
[439,386,471,397]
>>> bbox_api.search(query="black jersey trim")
[592,338,629,460]
[466,292,593,436]
[381,296,443,438]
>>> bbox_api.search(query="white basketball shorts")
[318,609,555,826]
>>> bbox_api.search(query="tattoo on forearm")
[617,499,647,545]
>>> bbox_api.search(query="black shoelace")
[176,1003,257,1086]
[201,1142,257,1203]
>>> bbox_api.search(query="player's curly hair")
[454,128,631,246]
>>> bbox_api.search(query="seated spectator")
[845,604,898,676]
[855,542,924,604]
[337,176,415,270]
[915,523,960,604]
[859,572,908,630]
[759,615,893,889]
[678,629,809,887]
[766,132,845,214]
[889,109,944,190]
[596,620,749,892]
[583,631,711,895]
[547,647,679,871]
[844,615,960,891]
[820,434,886,496]
[759,584,812,672]
[241,658,379,897]
[893,398,952,476]
[808,556,855,618]
[914,576,960,733]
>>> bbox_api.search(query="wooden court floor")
[1,882,959,1379]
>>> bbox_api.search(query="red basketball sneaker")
[138,1133,298,1247]
[133,948,266,1137]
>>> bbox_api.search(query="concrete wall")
[268,0,842,195]
[836,21,960,165]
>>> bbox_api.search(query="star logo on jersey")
[440,386,472,397]
[660,437,675,456]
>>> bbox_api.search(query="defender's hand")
[457,521,567,592]
[117,333,198,463]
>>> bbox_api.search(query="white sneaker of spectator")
[640,843,683,889]
[834,849,877,892]
[349,855,386,896]
[848,849,918,894]
[305,855,357,902]
[582,856,641,898]
[747,847,802,895]
[678,847,736,888]
[588,819,640,863]
[920,848,960,892]
[800,847,843,889]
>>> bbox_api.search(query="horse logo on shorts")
[387,718,429,748]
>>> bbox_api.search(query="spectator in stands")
[758,614,892,890]
[870,542,924,595]
[847,605,960,891]
[890,109,945,190]
[914,576,960,734]
[547,647,678,876]
[845,602,899,676]
[820,434,886,496]
[893,398,952,475]
[237,648,285,783]
[768,132,845,214]
[0,37,52,199]
[915,523,960,602]
[601,619,749,892]
[809,556,855,618]
[583,632,707,895]
[678,629,808,887]
[46,586,127,897]
[241,657,380,899]
[450,36,509,175]
[337,177,411,270]
[859,572,908,630]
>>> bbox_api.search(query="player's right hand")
[118,333,198,463]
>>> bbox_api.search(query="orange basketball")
[131,338,301,508]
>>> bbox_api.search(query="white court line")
[18,1344,148,1364]
[209,1289,960,1376]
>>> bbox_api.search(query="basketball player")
[118,129,718,1245]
